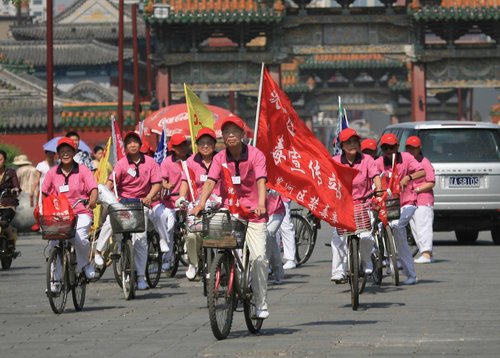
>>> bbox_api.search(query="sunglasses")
[381,144,397,151]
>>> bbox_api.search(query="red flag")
[221,164,252,219]
[387,154,400,197]
[111,117,125,162]
[256,68,358,232]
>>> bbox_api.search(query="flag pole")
[252,63,265,146]
[181,161,195,202]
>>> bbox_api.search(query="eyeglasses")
[222,128,242,136]
[381,144,397,151]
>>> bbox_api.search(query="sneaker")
[159,239,169,253]
[330,273,347,284]
[414,255,434,264]
[364,261,373,275]
[283,260,296,270]
[137,277,149,290]
[84,264,96,279]
[50,282,61,293]
[185,264,197,280]
[94,252,104,266]
[255,309,270,319]
[402,276,418,285]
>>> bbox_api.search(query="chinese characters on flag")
[256,68,358,232]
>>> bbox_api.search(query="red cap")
[170,133,187,146]
[406,136,422,148]
[338,128,360,143]
[361,138,377,151]
[57,137,76,151]
[219,116,245,131]
[196,127,217,141]
[124,131,141,144]
[380,133,398,146]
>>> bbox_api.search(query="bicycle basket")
[337,202,372,236]
[0,208,15,226]
[108,199,145,234]
[201,211,248,249]
[41,215,77,240]
[386,197,401,221]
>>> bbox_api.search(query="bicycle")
[290,208,320,266]
[145,227,162,288]
[0,189,20,270]
[108,198,146,300]
[43,198,89,314]
[201,209,263,340]
[165,208,188,278]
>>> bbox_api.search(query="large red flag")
[256,68,358,232]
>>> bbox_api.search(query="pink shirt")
[332,153,380,203]
[267,190,285,216]
[160,155,185,208]
[208,144,267,223]
[110,154,161,199]
[375,152,424,206]
[181,153,221,199]
[413,155,435,207]
[42,162,97,217]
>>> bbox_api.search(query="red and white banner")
[256,68,358,231]
[111,117,125,163]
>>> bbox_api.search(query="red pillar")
[132,4,140,125]
[228,91,235,113]
[411,62,426,121]
[46,0,54,140]
[145,23,153,97]
[118,0,124,133]
[156,67,171,107]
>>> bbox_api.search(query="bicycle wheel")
[207,251,235,340]
[46,247,68,314]
[242,249,263,334]
[71,252,86,311]
[384,226,399,286]
[292,213,315,266]
[348,236,360,311]
[146,231,162,288]
[167,236,181,278]
[371,231,384,286]
[121,238,136,300]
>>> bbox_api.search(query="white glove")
[175,196,187,208]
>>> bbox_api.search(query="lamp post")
[117,0,124,134]
[132,3,140,125]
[46,0,54,140]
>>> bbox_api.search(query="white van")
[382,121,500,245]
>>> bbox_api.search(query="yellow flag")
[184,83,214,152]
[92,137,112,231]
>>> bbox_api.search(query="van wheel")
[455,230,479,244]
[491,227,500,245]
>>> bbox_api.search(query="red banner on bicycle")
[256,68,358,232]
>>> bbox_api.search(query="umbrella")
[142,103,253,138]
[43,136,92,153]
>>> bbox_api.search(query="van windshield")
[419,128,500,163]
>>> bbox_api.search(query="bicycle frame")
[215,242,250,301]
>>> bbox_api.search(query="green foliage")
[0,143,21,167]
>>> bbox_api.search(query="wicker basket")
[338,202,373,236]
[108,199,145,234]
[386,198,401,221]
[41,215,77,240]
[201,211,248,249]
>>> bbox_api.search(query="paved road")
[1,229,499,357]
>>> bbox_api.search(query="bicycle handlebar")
[71,198,89,209]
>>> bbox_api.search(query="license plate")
[448,176,480,188]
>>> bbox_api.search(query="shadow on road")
[297,320,378,326]
[228,327,300,338]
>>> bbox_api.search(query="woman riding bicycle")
[0,150,20,253]
[330,128,382,283]
[191,117,270,320]
[177,128,220,280]
[41,138,98,284]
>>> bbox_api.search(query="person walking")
[405,136,436,264]
[13,155,37,207]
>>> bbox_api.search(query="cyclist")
[375,133,425,285]
[330,128,382,283]
[41,138,98,288]
[361,138,378,159]
[177,128,220,280]
[405,136,435,264]
[191,116,270,319]
[0,149,20,253]
[157,133,190,271]
[65,131,95,171]
[105,131,161,290]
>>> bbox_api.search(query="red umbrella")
[142,103,253,138]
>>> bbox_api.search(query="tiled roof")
[410,1,500,21]
[0,40,132,67]
[145,0,284,24]
[301,54,405,69]
[281,59,309,93]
